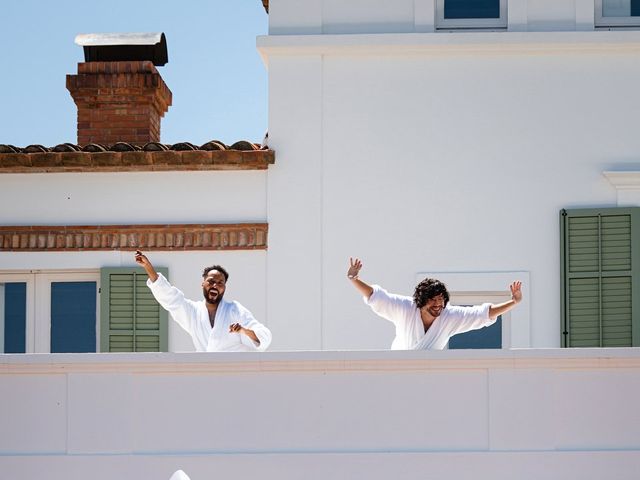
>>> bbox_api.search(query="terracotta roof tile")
[201,141,226,151]
[171,142,197,151]
[230,140,259,151]
[0,145,20,154]
[0,140,275,173]
[23,144,50,153]
[82,144,108,152]
[52,143,81,152]
[0,140,267,154]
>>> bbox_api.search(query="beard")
[203,287,223,305]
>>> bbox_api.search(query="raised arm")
[488,281,523,320]
[135,250,159,282]
[347,257,374,299]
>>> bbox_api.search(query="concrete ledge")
[257,30,640,58]
[1,450,640,480]
[2,347,639,374]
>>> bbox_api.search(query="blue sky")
[1,0,268,147]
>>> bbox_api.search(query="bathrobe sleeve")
[233,301,272,351]
[146,273,200,335]
[443,303,494,336]
[364,285,415,326]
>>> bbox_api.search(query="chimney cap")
[74,32,168,66]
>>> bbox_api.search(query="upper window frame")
[436,0,508,30]
[595,0,640,28]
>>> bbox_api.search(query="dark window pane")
[51,282,96,353]
[449,316,502,349]
[4,283,26,353]
[604,0,640,16]
[445,0,500,19]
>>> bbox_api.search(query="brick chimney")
[66,33,172,146]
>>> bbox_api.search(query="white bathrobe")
[365,285,493,350]
[147,273,272,352]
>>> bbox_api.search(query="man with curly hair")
[135,250,271,352]
[347,257,522,350]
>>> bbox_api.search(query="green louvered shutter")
[100,267,168,352]
[560,208,640,347]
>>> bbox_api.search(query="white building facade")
[260,0,640,351]
[1,0,639,354]
[2,1,640,478]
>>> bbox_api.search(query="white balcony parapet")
[1,348,639,480]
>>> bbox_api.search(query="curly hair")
[202,265,229,282]
[413,278,449,309]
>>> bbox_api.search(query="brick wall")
[0,224,267,252]
[66,61,172,146]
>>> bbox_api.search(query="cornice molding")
[0,223,268,252]
[0,149,275,173]
[258,31,640,58]
[603,171,640,189]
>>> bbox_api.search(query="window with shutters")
[595,0,640,27]
[0,271,98,353]
[436,0,507,30]
[1,268,168,353]
[560,208,640,347]
[100,267,168,352]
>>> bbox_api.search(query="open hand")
[510,281,523,304]
[347,257,362,279]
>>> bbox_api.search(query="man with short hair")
[135,251,271,352]
[347,257,522,350]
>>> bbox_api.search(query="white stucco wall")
[4,2,640,354]
[268,0,601,34]
[1,349,639,480]
[3,6,640,478]
[0,170,268,352]
[0,170,266,225]
[261,31,640,350]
